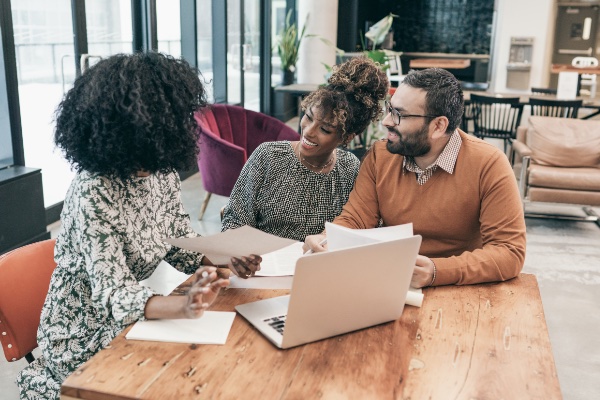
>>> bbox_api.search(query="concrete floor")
[1,172,599,400]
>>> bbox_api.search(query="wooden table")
[410,58,471,69]
[61,273,561,399]
[551,64,600,75]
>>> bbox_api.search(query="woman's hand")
[226,254,262,279]
[183,266,230,318]
[144,266,229,320]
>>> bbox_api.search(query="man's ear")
[430,116,450,140]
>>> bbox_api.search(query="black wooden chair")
[470,94,524,154]
[460,82,490,134]
[529,97,582,119]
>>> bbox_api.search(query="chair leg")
[198,192,212,220]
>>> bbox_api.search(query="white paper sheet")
[406,287,424,308]
[140,261,190,296]
[256,242,305,276]
[125,311,236,344]
[228,275,294,289]
[164,226,298,265]
[325,222,414,251]
[557,71,579,100]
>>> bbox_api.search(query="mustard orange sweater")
[334,131,526,286]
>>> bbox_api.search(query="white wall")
[297,0,338,84]
[490,0,556,93]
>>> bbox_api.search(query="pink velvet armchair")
[194,104,300,219]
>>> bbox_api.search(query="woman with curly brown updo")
[222,57,389,241]
[16,52,260,399]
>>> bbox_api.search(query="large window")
[157,0,181,57]
[3,0,280,220]
[197,0,214,101]
[12,0,136,208]
[12,0,76,208]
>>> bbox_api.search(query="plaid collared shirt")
[402,130,462,185]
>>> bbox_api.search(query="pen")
[305,238,327,255]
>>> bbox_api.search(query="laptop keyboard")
[263,315,287,335]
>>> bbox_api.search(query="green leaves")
[277,10,307,72]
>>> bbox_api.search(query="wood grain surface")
[61,274,561,399]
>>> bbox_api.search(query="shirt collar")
[402,130,462,174]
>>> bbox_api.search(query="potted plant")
[276,10,307,85]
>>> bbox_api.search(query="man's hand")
[411,255,435,288]
[303,234,327,253]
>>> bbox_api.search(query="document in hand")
[325,222,423,307]
[164,226,298,265]
[325,222,414,251]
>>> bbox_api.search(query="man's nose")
[382,112,394,127]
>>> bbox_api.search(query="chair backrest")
[386,53,405,83]
[531,87,557,96]
[529,97,582,119]
[470,94,524,139]
[195,105,299,197]
[0,239,56,362]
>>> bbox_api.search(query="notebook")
[235,235,422,349]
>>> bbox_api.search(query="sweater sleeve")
[221,143,268,232]
[333,146,382,229]
[432,152,526,286]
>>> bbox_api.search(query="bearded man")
[305,68,526,288]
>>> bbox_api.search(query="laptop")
[235,235,422,349]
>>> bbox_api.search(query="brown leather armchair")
[512,116,600,223]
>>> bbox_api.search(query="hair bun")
[327,57,389,103]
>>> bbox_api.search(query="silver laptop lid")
[281,235,422,348]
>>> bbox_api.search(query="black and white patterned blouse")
[17,170,202,399]
[222,141,360,241]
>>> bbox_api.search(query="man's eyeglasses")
[384,100,440,126]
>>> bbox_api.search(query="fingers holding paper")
[303,234,328,254]
[228,254,262,279]
[185,266,230,318]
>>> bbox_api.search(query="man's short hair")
[401,68,464,133]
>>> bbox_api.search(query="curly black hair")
[301,57,389,145]
[54,52,207,179]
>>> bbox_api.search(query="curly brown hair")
[54,52,207,179]
[301,57,389,145]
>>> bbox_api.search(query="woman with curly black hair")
[222,57,389,241]
[17,52,260,399]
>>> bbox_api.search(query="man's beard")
[386,124,431,157]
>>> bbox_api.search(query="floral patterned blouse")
[17,170,202,399]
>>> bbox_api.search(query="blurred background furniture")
[385,52,405,86]
[470,93,524,154]
[0,239,56,363]
[572,56,599,99]
[531,87,558,96]
[195,105,300,219]
[529,97,582,118]
[512,116,600,224]
[460,82,490,134]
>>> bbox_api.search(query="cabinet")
[0,166,50,254]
